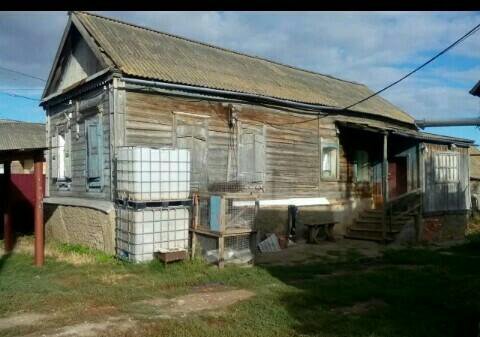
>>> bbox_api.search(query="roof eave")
[470,80,480,97]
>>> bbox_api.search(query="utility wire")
[0,88,44,90]
[0,90,41,102]
[343,22,480,111]
[0,65,46,82]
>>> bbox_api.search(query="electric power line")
[342,22,480,111]
[0,91,41,102]
[0,65,46,82]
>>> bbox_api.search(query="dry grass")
[1,236,99,265]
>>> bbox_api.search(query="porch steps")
[345,209,414,242]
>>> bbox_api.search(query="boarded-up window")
[174,113,208,193]
[321,138,338,180]
[238,128,265,184]
[86,116,103,191]
[434,152,458,183]
[354,150,369,182]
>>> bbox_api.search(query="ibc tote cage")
[190,192,260,267]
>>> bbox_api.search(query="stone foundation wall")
[420,212,469,243]
[44,204,116,254]
[255,198,372,240]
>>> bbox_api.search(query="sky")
[0,11,479,143]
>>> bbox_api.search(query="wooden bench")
[304,222,337,243]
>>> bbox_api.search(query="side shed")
[0,120,46,265]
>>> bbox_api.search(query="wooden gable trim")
[42,12,115,99]
[42,17,73,99]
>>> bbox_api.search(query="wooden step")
[344,231,395,242]
[347,226,400,234]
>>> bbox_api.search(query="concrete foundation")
[420,212,468,243]
[44,204,116,254]
[255,198,372,240]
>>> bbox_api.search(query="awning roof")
[337,121,474,147]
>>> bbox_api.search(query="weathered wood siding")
[123,91,366,203]
[46,87,111,199]
[423,143,470,213]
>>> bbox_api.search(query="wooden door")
[388,157,407,199]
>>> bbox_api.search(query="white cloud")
[1,11,479,124]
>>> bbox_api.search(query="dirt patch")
[138,288,255,318]
[98,273,135,285]
[0,312,49,331]
[21,315,136,337]
[332,299,387,315]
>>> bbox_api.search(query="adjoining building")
[0,119,46,264]
[40,12,473,258]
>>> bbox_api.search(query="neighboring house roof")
[0,120,46,151]
[60,11,415,125]
[470,80,480,97]
[470,146,480,180]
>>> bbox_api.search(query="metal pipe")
[415,118,480,129]
[123,77,343,115]
[34,154,44,267]
[3,161,13,253]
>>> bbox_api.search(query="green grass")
[2,236,480,337]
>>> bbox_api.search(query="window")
[51,126,72,190]
[434,152,459,183]
[174,113,209,192]
[238,128,265,184]
[321,138,338,180]
[354,150,369,182]
[85,116,103,191]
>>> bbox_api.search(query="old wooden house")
[41,11,473,254]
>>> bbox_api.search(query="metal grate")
[225,198,256,230]
[225,234,250,250]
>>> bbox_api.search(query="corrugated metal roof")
[0,120,46,151]
[73,11,415,125]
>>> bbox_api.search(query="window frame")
[237,125,266,186]
[434,152,459,184]
[53,123,72,191]
[354,149,370,183]
[320,137,339,181]
[85,114,104,192]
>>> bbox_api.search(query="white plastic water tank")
[115,206,190,263]
[117,147,191,202]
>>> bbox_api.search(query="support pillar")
[3,161,13,253]
[33,154,44,266]
[382,133,389,242]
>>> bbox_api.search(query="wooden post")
[382,133,388,242]
[190,194,199,260]
[3,161,13,253]
[218,196,226,268]
[34,154,44,266]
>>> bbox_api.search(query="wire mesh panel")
[225,198,256,230]
[225,234,251,250]
[195,196,257,231]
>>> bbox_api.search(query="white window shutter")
[51,133,58,179]
[239,132,254,181]
[64,128,72,179]
[254,133,265,183]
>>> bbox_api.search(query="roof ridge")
[73,11,365,87]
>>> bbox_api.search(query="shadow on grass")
[259,238,480,337]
